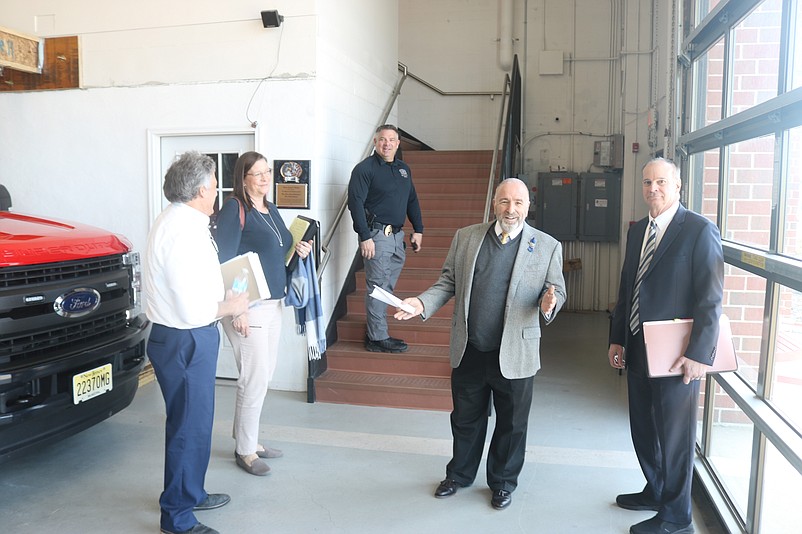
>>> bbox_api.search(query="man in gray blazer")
[395,178,566,511]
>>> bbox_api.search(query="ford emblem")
[54,288,102,318]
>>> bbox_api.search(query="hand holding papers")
[643,314,737,378]
[370,285,416,314]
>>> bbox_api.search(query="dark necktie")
[629,220,657,334]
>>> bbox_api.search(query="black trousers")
[627,332,700,524]
[446,343,534,492]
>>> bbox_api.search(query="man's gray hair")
[163,151,216,203]
[643,157,681,181]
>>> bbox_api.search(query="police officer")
[347,124,424,353]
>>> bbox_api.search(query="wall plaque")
[0,26,43,73]
[274,159,310,209]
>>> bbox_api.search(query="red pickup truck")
[0,200,149,459]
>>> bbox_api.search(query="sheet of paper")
[369,285,416,314]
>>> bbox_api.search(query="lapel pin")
[528,237,536,252]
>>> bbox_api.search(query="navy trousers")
[627,332,700,524]
[446,343,534,493]
[148,323,220,533]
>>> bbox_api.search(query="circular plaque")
[280,161,303,181]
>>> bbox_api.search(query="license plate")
[72,363,113,404]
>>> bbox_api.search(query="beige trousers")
[222,299,283,456]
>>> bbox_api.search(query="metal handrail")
[317,64,409,280]
[398,62,503,98]
[484,76,511,222]
[483,55,522,222]
[318,60,512,279]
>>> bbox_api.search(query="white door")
[157,133,254,379]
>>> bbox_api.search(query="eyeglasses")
[246,169,272,178]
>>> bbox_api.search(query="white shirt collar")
[652,201,680,231]
[494,221,524,241]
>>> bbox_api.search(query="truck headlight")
[122,251,142,317]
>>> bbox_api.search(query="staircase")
[314,150,493,411]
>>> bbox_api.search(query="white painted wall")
[1,0,676,340]
[398,0,505,150]
[398,0,667,311]
[313,0,401,337]
[0,0,399,391]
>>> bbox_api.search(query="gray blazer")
[418,222,566,379]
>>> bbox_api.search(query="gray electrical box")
[536,171,621,242]
[536,172,578,241]
[593,134,624,169]
[578,172,621,242]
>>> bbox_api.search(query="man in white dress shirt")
[144,151,248,534]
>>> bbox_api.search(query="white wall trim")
[146,126,259,224]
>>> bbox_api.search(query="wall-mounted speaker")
[261,10,283,28]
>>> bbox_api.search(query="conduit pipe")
[499,0,514,70]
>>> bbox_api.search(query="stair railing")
[318,62,507,280]
[311,60,518,402]
[317,65,409,282]
[484,54,522,222]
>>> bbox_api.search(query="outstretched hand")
[540,285,557,315]
[394,298,424,320]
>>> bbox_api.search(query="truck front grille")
[0,256,123,289]
[0,312,128,366]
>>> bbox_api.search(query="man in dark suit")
[608,158,724,534]
[395,178,566,511]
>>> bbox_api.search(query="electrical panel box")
[593,134,624,169]
[536,172,578,241]
[536,171,621,242]
[578,172,621,242]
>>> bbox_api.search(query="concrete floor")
[0,312,726,533]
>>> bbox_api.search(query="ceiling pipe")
[499,0,514,71]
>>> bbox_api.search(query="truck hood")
[0,211,133,267]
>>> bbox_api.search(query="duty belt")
[371,221,401,236]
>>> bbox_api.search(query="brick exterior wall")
[695,0,802,427]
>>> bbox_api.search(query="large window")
[680,0,802,532]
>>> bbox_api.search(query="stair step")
[413,167,490,180]
[400,227,461,248]
[413,180,488,195]
[419,210,484,228]
[318,149,490,412]
[418,194,487,211]
[326,340,451,376]
[403,150,493,165]
[347,291,454,318]
[337,314,452,345]
[404,248,452,268]
[356,269,444,291]
[314,370,453,411]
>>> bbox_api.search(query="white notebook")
[643,314,738,378]
[220,251,271,304]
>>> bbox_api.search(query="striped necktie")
[629,220,657,334]
[500,232,509,244]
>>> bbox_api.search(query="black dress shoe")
[630,516,694,534]
[491,489,512,510]
[161,523,219,534]
[193,493,231,511]
[434,479,461,498]
[365,337,408,353]
[616,491,660,511]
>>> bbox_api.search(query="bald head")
[493,178,530,233]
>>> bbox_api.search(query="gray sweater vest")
[467,229,519,351]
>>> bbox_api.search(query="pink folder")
[643,314,738,378]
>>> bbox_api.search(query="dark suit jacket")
[610,204,724,365]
